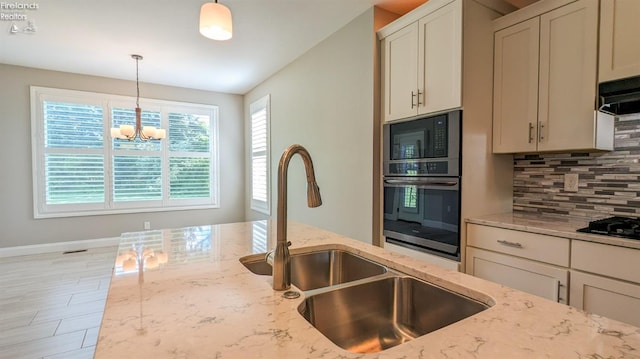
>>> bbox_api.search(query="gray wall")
[244,9,376,243]
[0,64,245,248]
[513,118,640,219]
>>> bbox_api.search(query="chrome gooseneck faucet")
[272,144,322,291]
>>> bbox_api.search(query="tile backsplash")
[513,118,640,219]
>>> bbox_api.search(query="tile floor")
[0,246,117,359]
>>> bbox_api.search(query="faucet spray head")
[307,181,322,208]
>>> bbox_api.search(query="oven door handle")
[383,178,459,189]
[384,178,458,186]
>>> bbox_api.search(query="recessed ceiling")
[0,0,535,95]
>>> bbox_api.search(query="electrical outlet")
[144,221,151,230]
[564,173,579,192]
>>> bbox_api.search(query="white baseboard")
[0,237,121,258]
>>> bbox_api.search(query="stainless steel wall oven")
[383,110,462,260]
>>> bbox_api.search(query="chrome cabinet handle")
[497,239,523,248]
[417,89,423,106]
[411,91,417,108]
[538,122,544,142]
[528,122,534,143]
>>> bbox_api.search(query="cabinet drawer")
[572,240,640,284]
[467,224,570,266]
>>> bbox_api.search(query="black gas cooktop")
[577,216,640,240]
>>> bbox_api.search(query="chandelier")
[110,54,166,141]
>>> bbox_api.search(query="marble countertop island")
[95,221,640,358]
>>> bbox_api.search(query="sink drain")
[282,290,300,299]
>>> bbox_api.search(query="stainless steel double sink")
[240,248,489,353]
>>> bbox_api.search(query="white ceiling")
[0,0,531,95]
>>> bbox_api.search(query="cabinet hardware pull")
[411,91,417,108]
[417,89,423,106]
[497,240,523,248]
[528,122,534,143]
[554,279,563,303]
[538,122,545,142]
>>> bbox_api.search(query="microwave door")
[394,131,424,159]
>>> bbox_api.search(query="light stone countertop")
[95,220,640,358]
[466,212,640,250]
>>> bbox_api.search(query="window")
[249,95,270,214]
[31,86,219,218]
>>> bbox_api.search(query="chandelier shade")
[199,1,233,41]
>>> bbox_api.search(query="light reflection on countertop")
[95,220,640,359]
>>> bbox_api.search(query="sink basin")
[240,255,273,275]
[298,276,490,353]
[289,250,387,291]
[239,249,387,290]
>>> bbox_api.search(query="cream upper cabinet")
[417,2,462,115]
[381,0,461,122]
[382,24,419,121]
[492,0,605,153]
[599,0,640,82]
[492,18,540,153]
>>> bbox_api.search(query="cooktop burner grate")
[577,216,640,240]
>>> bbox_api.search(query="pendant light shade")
[199,1,233,41]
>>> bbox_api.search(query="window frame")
[249,95,271,215]
[31,86,220,219]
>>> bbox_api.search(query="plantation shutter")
[250,95,270,214]
[168,112,212,200]
[43,101,105,205]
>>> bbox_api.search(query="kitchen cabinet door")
[492,17,540,154]
[466,247,568,304]
[417,0,462,115]
[570,270,640,327]
[599,0,640,82]
[382,24,419,122]
[537,0,598,152]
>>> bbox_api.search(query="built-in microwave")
[383,110,461,177]
[382,110,462,260]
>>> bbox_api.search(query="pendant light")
[110,54,166,141]
[199,0,233,41]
